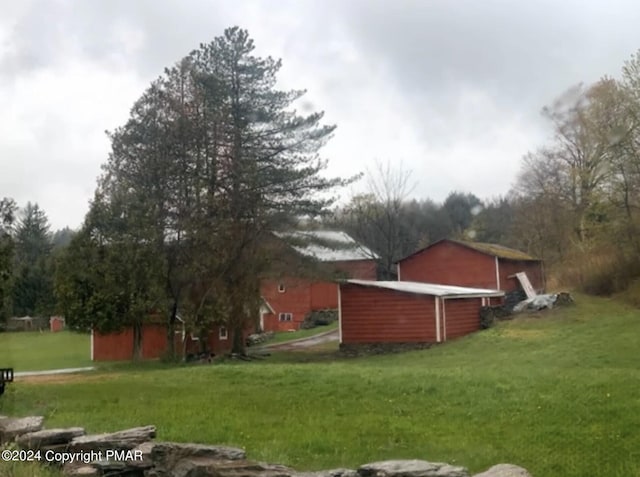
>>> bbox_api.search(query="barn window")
[278,312,293,322]
[219,326,228,340]
[278,283,286,293]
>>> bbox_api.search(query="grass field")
[265,321,338,345]
[1,295,639,477]
[0,330,91,371]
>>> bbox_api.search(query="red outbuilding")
[339,280,504,346]
[91,319,236,361]
[396,239,545,294]
[260,231,378,332]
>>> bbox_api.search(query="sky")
[2,0,640,230]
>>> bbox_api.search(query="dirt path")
[260,328,339,351]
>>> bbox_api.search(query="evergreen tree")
[12,203,54,316]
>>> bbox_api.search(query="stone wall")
[0,415,533,477]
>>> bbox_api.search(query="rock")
[68,425,156,452]
[0,416,45,444]
[149,441,247,472]
[295,469,358,477]
[358,460,470,477]
[62,464,100,476]
[16,427,85,449]
[472,464,532,477]
[170,459,295,477]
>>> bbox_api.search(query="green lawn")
[264,321,338,345]
[1,295,639,477]
[0,330,91,371]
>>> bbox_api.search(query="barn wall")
[93,324,173,361]
[260,278,313,331]
[498,260,545,293]
[310,282,338,309]
[340,284,436,344]
[443,298,482,340]
[93,323,237,361]
[399,241,498,289]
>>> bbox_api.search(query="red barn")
[260,231,378,332]
[91,319,236,361]
[339,280,504,346]
[397,239,545,294]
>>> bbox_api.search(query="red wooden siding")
[340,284,437,343]
[443,298,482,340]
[498,259,545,293]
[92,323,235,361]
[399,241,498,289]
[260,278,314,331]
[260,259,377,332]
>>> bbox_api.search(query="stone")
[0,415,45,443]
[149,441,247,472]
[294,469,358,477]
[472,464,532,477]
[358,460,470,477]
[16,427,85,449]
[62,464,100,476]
[68,425,156,452]
[170,458,295,477]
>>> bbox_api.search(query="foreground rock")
[0,415,44,444]
[149,441,247,475]
[472,464,532,477]
[358,460,469,477]
[68,425,156,452]
[295,469,358,477]
[0,415,532,477]
[16,427,85,449]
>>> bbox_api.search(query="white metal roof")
[277,230,378,262]
[344,279,504,298]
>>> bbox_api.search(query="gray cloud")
[2,0,640,229]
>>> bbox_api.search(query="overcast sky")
[2,0,640,230]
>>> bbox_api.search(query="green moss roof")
[453,240,539,261]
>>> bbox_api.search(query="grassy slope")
[1,295,639,477]
[0,331,91,371]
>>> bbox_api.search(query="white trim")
[345,279,504,298]
[435,297,441,343]
[442,298,447,342]
[338,285,343,344]
[495,256,500,290]
[481,297,487,306]
[219,326,228,340]
[397,263,401,281]
[90,329,94,361]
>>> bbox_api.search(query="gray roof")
[278,230,378,262]
[344,279,504,298]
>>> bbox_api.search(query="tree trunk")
[231,322,245,355]
[132,321,143,361]
[167,300,178,360]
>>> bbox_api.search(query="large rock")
[0,415,44,443]
[62,465,100,477]
[16,427,85,449]
[472,464,532,477]
[68,425,156,452]
[149,441,246,469]
[295,469,358,477]
[358,460,470,477]
[168,459,295,477]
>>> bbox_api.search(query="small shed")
[397,239,545,294]
[339,280,504,346]
[49,316,65,333]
